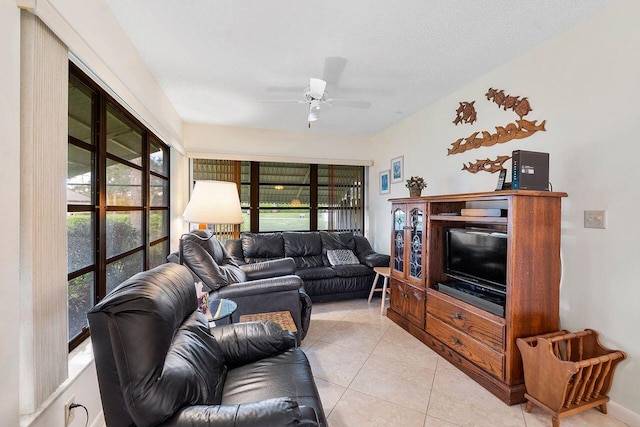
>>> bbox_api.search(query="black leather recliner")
[169,230,312,341]
[88,263,326,427]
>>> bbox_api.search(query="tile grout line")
[334,306,439,419]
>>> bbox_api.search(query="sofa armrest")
[210,322,296,368]
[360,252,390,268]
[213,275,302,300]
[240,257,296,280]
[163,397,314,427]
[353,235,390,268]
[298,288,312,340]
[167,251,180,264]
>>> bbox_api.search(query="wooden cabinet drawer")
[427,289,505,351]
[427,314,504,380]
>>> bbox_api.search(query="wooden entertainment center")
[387,190,567,405]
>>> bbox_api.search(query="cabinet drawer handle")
[452,336,464,347]
[453,312,464,320]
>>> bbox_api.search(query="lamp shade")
[182,180,243,225]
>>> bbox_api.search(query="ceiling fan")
[263,57,372,128]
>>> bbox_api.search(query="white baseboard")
[89,410,105,427]
[609,401,640,427]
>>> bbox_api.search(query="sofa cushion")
[321,231,356,265]
[283,232,324,268]
[332,264,374,278]
[222,349,324,417]
[242,232,285,263]
[320,231,356,251]
[326,249,360,266]
[295,266,336,280]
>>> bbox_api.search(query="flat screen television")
[444,227,508,292]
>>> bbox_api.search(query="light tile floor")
[301,298,628,427]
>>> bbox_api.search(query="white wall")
[0,2,23,425]
[369,0,640,418]
[184,123,373,166]
[170,146,190,251]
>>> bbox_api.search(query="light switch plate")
[584,210,606,229]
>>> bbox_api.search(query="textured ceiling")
[104,0,616,136]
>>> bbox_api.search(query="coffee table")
[239,311,297,333]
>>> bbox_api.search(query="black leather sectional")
[226,231,390,301]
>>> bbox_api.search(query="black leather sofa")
[226,231,390,301]
[168,230,312,342]
[88,263,326,427]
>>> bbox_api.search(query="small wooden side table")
[368,266,391,315]
[239,311,298,333]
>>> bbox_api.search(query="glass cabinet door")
[393,207,406,274]
[408,207,423,281]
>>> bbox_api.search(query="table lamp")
[180,180,243,263]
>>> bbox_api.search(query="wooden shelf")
[430,215,508,224]
[389,189,568,203]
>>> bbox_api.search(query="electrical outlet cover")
[584,210,606,229]
[65,396,75,426]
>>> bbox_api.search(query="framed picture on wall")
[391,155,404,183]
[380,170,390,194]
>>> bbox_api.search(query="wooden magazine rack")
[516,329,626,427]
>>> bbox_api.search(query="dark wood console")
[387,190,567,405]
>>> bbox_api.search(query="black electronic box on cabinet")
[511,150,549,191]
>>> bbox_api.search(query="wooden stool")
[368,267,391,315]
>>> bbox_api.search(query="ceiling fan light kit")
[264,67,371,128]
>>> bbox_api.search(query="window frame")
[67,62,170,351]
[192,159,364,234]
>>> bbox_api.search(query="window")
[258,162,311,232]
[67,64,170,350]
[192,159,364,234]
[318,164,364,232]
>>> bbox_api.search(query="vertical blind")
[321,164,364,234]
[19,11,69,414]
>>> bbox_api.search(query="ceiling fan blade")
[259,99,303,103]
[265,86,305,93]
[323,57,348,86]
[309,78,326,99]
[338,86,393,96]
[329,99,371,109]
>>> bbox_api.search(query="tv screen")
[445,228,507,290]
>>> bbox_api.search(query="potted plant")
[406,176,427,197]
